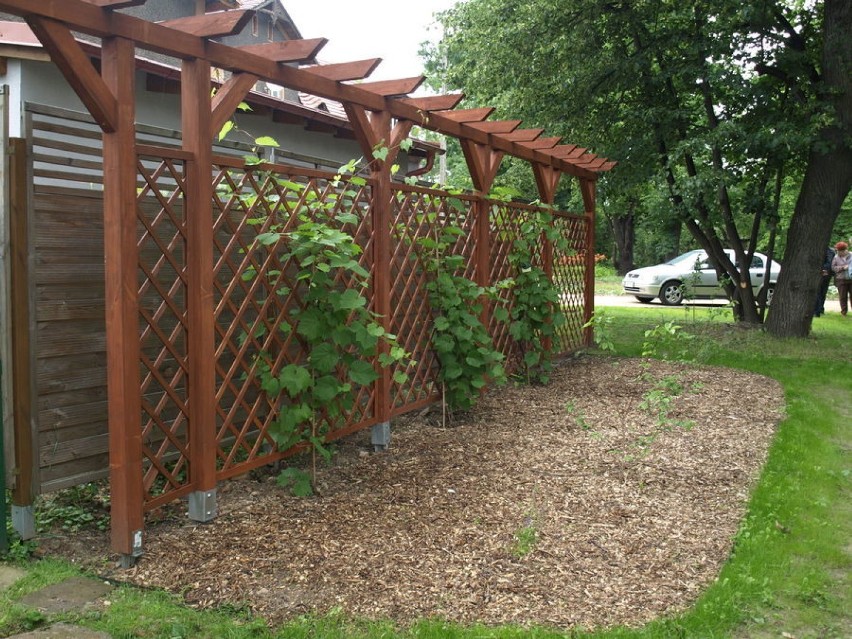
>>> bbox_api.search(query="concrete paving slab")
[5,622,112,638]
[18,576,113,615]
[0,564,27,590]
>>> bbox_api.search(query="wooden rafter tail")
[238,38,328,63]
[435,107,494,122]
[159,10,253,38]
[400,93,465,112]
[575,157,608,170]
[84,0,147,8]
[517,136,561,150]
[302,59,382,82]
[570,153,600,166]
[596,161,617,172]
[468,119,522,134]
[25,16,118,132]
[502,128,544,142]
[359,76,426,97]
[551,144,577,157]
[562,147,588,160]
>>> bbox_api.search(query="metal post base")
[11,505,35,540]
[119,529,143,568]
[371,421,391,452]
[188,488,217,522]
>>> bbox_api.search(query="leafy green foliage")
[235,161,409,494]
[415,210,507,412]
[506,210,568,384]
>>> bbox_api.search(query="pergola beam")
[359,76,426,97]
[211,72,259,138]
[468,119,522,134]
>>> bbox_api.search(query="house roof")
[0,21,440,159]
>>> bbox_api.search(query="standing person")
[831,241,852,316]
[814,245,836,317]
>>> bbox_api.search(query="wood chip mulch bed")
[52,356,785,631]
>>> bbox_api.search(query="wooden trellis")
[0,0,613,560]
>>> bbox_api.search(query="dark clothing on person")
[814,247,835,316]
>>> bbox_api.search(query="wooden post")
[8,137,36,539]
[102,36,144,559]
[579,178,597,346]
[182,57,218,521]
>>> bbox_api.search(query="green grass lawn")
[3,305,850,638]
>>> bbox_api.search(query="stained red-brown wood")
[9,138,35,507]
[85,0,146,7]
[435,107,494,122]
[532,163,562,205]
[302,59,382,81]
[25,17,118,132]
[237,38,327,63]
[183,57,218,500]
[400,94,465,112]
[518,136,561,150]
[579,179,597,347]
[561,147,588,160]
[343,104,413,169]
[502,128,544,142]
[459,140,504,193]
[0,0,611,179]
[551,144,577,157]
[211,72,258,138]
[468,120,522,134]
[359,76,425,97]
[101,35,144,556]
[160,10,252,38]
[575,157,607,169]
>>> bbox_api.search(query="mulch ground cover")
[41,355,784,631]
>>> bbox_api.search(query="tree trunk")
[767,0,852,337]
[610,205,636,274]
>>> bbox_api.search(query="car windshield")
[665,251,705,266]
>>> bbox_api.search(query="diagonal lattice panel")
[136,153,191,504]
[551,212,589,353]
[211,161,378,474]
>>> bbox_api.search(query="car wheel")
[659,280,684,306]
[634,296,654,304]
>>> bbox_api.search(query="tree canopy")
[426,0,852,331]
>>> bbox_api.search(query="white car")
[622,249,781,306]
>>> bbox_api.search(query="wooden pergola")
[0,0,613,561]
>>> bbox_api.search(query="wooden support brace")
[532,163,562,205]
[343,104,413,168]
[160,10,252,38]
[25,17,118,132]
[459,139,504,193]
[211,72,258,138]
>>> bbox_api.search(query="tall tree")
[427,0,850,328]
